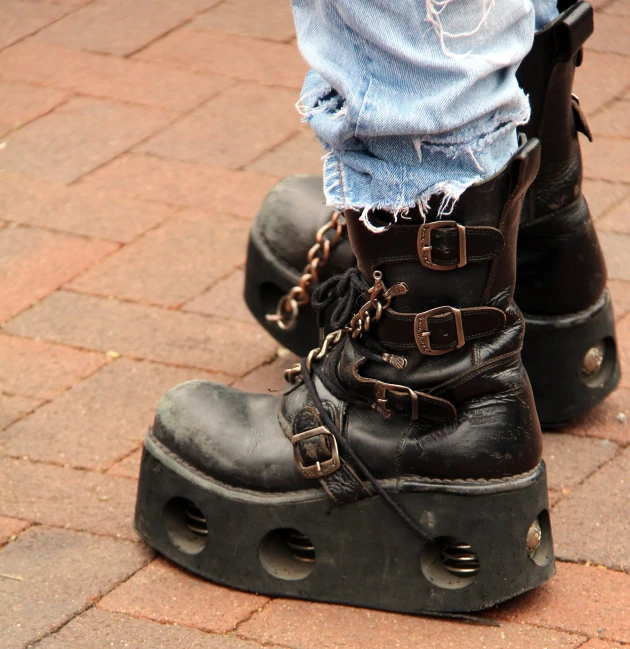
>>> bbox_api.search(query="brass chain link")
[283,271,408,383]
[266,211,346,331]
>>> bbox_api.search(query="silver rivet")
[582,342,605,378]
[527,519,542,558]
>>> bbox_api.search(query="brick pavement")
[0,1,628,647]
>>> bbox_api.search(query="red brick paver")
[0,515,29,547]
[136,83,300,169]
[490,561,630,643]
[552,448,630,572]
[0,393,42,431]
[0,526,151,649]
[0,40,233,112]
[0,1,68,50]
[136,29,307,89]
[191,0,296,42]
[0,225,117,322]
[0,2,628,648]
[1,359,228,471]
[98,557,268,634]
[34,0,221,56]
[68,209,249,307]
[0,80,67,137]
[0,333,106,400]
[0,170,176,242]
[81,153,279,220]
[238,598,583,649]
[0,457,141,541]
[5,290,277,377]
[0,97,176,184]
[36,609,272,649]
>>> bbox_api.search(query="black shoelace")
[303,267,434,543]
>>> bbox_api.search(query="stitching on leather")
[399,462,541,485]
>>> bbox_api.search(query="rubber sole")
[521,290,620,428]
[135,431,555,614]
[244,222,620,428]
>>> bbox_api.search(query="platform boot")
[135,139,555,614]
[244,0,620,427]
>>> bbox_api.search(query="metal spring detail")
[185,503,208,536]
[286,531,316,563]
[441,541,480,576]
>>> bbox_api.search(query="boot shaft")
[344,141,541,358]
[517,0,594,223]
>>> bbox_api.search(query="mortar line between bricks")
[0,507,149,547]
[0,519,33,549]
[238,127,305,172]
[0,3,88,55]
[58,285,259,329]
[178,263,250,313]
[0,235,123,326]
[0,84,211,118]
[22,550,155,649]
[123,0,232,59]
[0,330,244,382]
[0,436,146,477]
[589,86,630,120]
[63,99,211,187]
[1,393,53,432]
[551,441,625,505]
[589,182,630,222]
[74,148,279,215]
[231,596,274,633]
[0,92,76,142]
[102,440,145,476]
[1,219,127,245]
[183,19,298,47]
[0,45,245,88]
[231,605,590,649]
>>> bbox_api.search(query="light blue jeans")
[291,0,559,227]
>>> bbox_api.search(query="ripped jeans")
[291,0,559,221]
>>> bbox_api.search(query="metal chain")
[283,271,407,383]
[266,211,346,331]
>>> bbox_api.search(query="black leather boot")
[135,141,555,614]
[244,0,620,427]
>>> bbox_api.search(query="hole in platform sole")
[164,497,207,555]
[259,528,316,581]
[421,537,479,589]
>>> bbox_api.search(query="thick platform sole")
[244,226,620,428]
[521,289,620,428]
[135,432,555,614]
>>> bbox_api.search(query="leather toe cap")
[152,380,309,492]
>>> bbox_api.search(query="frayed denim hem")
[318,116,526,233]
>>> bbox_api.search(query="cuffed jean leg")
[291,0,537,222]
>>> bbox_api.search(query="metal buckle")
[374,382,419,420]
[418,221,467,271]
[414,306,465,356]
[292,426,340,479]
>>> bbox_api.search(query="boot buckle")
[418,221,467,271]
[292,426,340,479]
[415,306,465,356]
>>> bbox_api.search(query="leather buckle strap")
[414,306,506,356]
[292,425,340,479]
[418,221,504,271]
[374,382,420,420]
[419,221,467,270]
